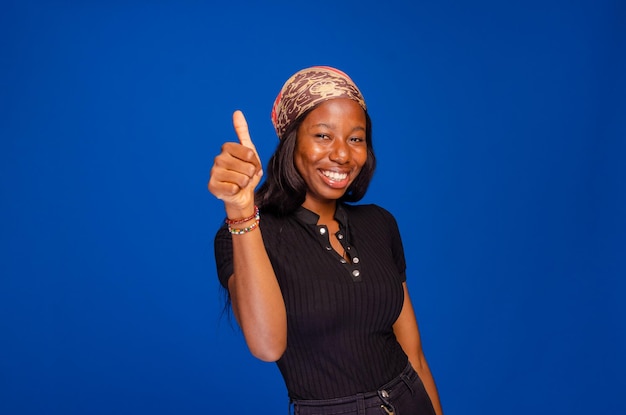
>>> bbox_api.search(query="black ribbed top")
[214,203,409,400]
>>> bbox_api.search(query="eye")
[315,133,331,140]
[350,136,365,143]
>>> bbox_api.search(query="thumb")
[233,110,257,151]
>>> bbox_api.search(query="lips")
[321,170,348,181]
[319,169,351,190]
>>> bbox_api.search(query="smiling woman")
[207,66,444,415]
[294,99,368,204]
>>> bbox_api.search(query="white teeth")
[322,170,348,181]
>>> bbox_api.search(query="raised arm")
[208,110,287,362]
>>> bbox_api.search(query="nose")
[329,139,349,164]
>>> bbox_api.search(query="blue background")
[1,1,625,414]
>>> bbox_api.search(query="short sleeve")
[214,223,234,289]
[386,208,407,283]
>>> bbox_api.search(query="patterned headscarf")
[271,66,367,139]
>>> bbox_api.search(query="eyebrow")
[311,123,366,132]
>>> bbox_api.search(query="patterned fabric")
[271,66,367,139]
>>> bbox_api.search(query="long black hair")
[255,109,376,215]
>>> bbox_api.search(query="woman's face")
[295,98,368,207]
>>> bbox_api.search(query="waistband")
[291,362,416,413]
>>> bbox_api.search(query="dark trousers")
[291,363,436,415]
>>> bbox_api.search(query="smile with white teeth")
[321,170,348,181]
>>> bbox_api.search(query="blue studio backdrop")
[1,1,625,414]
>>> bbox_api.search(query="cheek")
[293,148,313,178]
[295,143,322,171]
[354,148,369,169]
[293,153,304,176]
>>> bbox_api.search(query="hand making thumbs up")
[208,110,263,215]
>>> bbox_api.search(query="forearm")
[410,354,444,415]
[394,284,443,415]
[229,225,287,362]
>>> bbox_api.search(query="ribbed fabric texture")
[214,203,409,400]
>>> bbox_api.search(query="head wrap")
[271,66,367,139]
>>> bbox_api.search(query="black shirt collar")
[294,203,348,228]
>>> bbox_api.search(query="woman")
[209,66,443,415]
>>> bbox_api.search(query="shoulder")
[343,203,398,223]
[342,204,401,236]
[256,209,301,241]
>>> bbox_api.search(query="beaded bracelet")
[225,205,259,225]
[227,206,261,235]
[228,219,260,235]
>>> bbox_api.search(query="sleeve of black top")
[214,223,234,288]
[379,205,408,283]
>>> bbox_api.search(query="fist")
[208,111,263,210]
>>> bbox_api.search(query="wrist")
[225,205,259,225]
[226,205,260,235]
[224,205,256,222]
